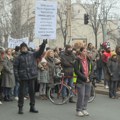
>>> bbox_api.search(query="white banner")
[35,0,57,40]
[29,42,36,49]
[8,37,29,48]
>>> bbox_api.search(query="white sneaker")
[76,111,84,117]
[0,101,2,105]
[24,97,27,100]
[105,85,109,89]
[14,97,18,101]
[82,110,89,116]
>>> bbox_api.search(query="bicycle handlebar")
[56,72,64,78]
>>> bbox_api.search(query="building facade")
[11,0,119,49]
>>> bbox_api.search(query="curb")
[95,84,120,96]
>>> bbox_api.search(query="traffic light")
[84,14,89,25]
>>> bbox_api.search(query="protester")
[74,47,92,117]
[115,45,120,90]
[87,43,98,61]
[45,50,56,84]
[14,40,47,114]
[107,52,120,99]
[96,50,103,83]
[0,47,5,104]
[13,46,20,101]
[102,42,111,88]
[2,48,15,102]
[60,45,76,103]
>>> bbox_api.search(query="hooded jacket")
[107,56,120,81]
[74,56,92,84]
[14,42,46,81]
[60,51,75,76]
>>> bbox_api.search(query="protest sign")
[35,0,57,40]
[8,37,29,48]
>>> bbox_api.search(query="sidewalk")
[95,82,120,96]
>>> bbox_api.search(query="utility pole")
[67,0,71,44]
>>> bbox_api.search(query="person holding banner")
[14,39,47,114]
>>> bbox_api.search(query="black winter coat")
[60,52,75,76]
[107,57,120,81]
[14,42,46,81]
[74,57,92,84]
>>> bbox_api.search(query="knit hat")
[20,42,28,49]
[15,46,20,52]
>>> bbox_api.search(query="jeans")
[62,78,74,98]
[103,63,109,86]
[97,68,102,82]
[108,81,118,97]
[76,82,91,112]
[14,81,19,97]
[3,87,12,97]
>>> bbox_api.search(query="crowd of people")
[0,40,120,116]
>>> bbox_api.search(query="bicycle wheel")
[88,84,96,103]
[48,83,70,105]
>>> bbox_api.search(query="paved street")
[0,94,120,120]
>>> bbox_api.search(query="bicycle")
[48,72,96,105]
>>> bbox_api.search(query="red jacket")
[102,51,111,63]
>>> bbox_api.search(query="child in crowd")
[37,57,49,100]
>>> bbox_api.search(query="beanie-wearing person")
[60,45,76,103]
[14,40,47,114]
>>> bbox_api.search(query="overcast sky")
[71,0,120,17]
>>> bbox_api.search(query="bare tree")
[10,0,22,38]
[98,0,118,42]
[57,1,69,47]
[0,0,35,47]
[80,0,101,48]
[11,0,34,41]
[80,0,118,48]
[0,0,12,47]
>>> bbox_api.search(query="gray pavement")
[0,94,120,120]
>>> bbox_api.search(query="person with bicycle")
[74,47,92,117]
[60,45,76,103]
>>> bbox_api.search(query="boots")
[69,97,76,103]
[30,106,39,113]
[18,107,24,114]
[4,96,9,102]
[7,95,13,101]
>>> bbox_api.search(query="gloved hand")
[43,39,47,44]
